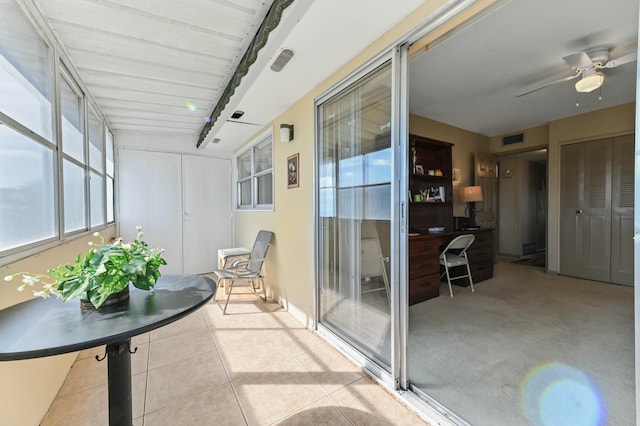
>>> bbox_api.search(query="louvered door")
[611,135,634,285]
[560,136,634,285]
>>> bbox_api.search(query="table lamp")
[461,186,483,229]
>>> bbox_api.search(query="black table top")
[0,274,216,361]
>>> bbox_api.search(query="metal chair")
[439,234,475,297]
[213,230,273,314]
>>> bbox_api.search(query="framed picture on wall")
[287,153,299,188]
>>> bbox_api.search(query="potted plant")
[4,227,167,308]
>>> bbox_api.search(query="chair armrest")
[232,258,266,269]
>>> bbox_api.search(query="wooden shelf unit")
[409,134,454,232]
[407,134,494,304]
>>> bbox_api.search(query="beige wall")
[485,103,635,271]
[0,226,116,425]
[232,0,458,325]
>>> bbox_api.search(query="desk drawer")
[409,257,440,278]
[470,262,493,283]
[468,246,493,263]
[409,273,440,305]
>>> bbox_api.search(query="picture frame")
[415,165,424,175]
[453,168,461,183]
[287,153,299,188]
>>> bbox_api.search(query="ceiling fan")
[516,47,637,97]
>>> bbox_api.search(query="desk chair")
[213,230,273,314]
[439,234,475,297]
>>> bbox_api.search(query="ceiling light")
[575,71,605,93]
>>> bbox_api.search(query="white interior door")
[118,149,183,274]
[182,155,232,274]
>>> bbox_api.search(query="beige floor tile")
[271,327,327,357]
[145,350,229,413]
[295,346,364,395]
[42,384,108,426]
[232,357,326,426]
[150,310,207,341]
[330,377,427,425]
[147,328,218,370]
[131,343,149,375]
[132,332,150,346]
[58,355,107,396]
[273,397,350,425]
[132,372,146,419]
[213,330,294,379]
[77,345,105,360]
[143,383,246,426]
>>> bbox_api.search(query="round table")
[0,274,216,426]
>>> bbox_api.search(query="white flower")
[33,290,51,298]
[4,275,14,282]
[21,275,39,286]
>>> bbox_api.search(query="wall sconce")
[280,124,294,143]
[461,185,483,229]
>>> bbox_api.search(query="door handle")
[576,209,582,214]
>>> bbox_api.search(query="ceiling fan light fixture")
[575,71,605,93]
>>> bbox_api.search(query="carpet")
[407,261,634,426]
[511,252,545,267]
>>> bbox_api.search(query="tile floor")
[41,283,428,426]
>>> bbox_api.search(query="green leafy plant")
[4,227,167,308]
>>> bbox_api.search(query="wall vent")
[502,133,524,146]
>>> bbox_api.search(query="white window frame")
[0,1,115,265]
[234,130,274,210]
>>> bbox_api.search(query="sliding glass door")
[316,58,397,369]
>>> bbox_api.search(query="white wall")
[116,132,233,274]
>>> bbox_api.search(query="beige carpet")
[408,261,634,426]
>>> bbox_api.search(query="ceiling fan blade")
[603,51,637,68]
[516,73,581,97]
[563,52,592,70]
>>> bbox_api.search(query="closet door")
[182,155,232,274]
[118,150,183,274]
[611,135,634,286]
[560,139,612,282]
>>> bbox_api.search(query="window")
[60,70,86,233]
[0,1,115,260]
[236,133,273,209]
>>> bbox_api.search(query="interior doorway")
[403,0,636,423]
[497,149,547,268]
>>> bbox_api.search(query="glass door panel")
[318,61,393,367]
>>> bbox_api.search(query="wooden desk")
[409,229,494,305]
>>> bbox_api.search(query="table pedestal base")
[106,340,133,426]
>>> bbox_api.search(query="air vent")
[231,111,244,119]
[270,48,295,72]
[502,133,524,146]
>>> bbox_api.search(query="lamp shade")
[461,186,483,202]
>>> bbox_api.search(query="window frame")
[234,130,274,211]
[0,1,115,266]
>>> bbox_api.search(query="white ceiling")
[32,0,428,154]
[409,0,639,137]
[33,0,276,136]
[32,0,639,154]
